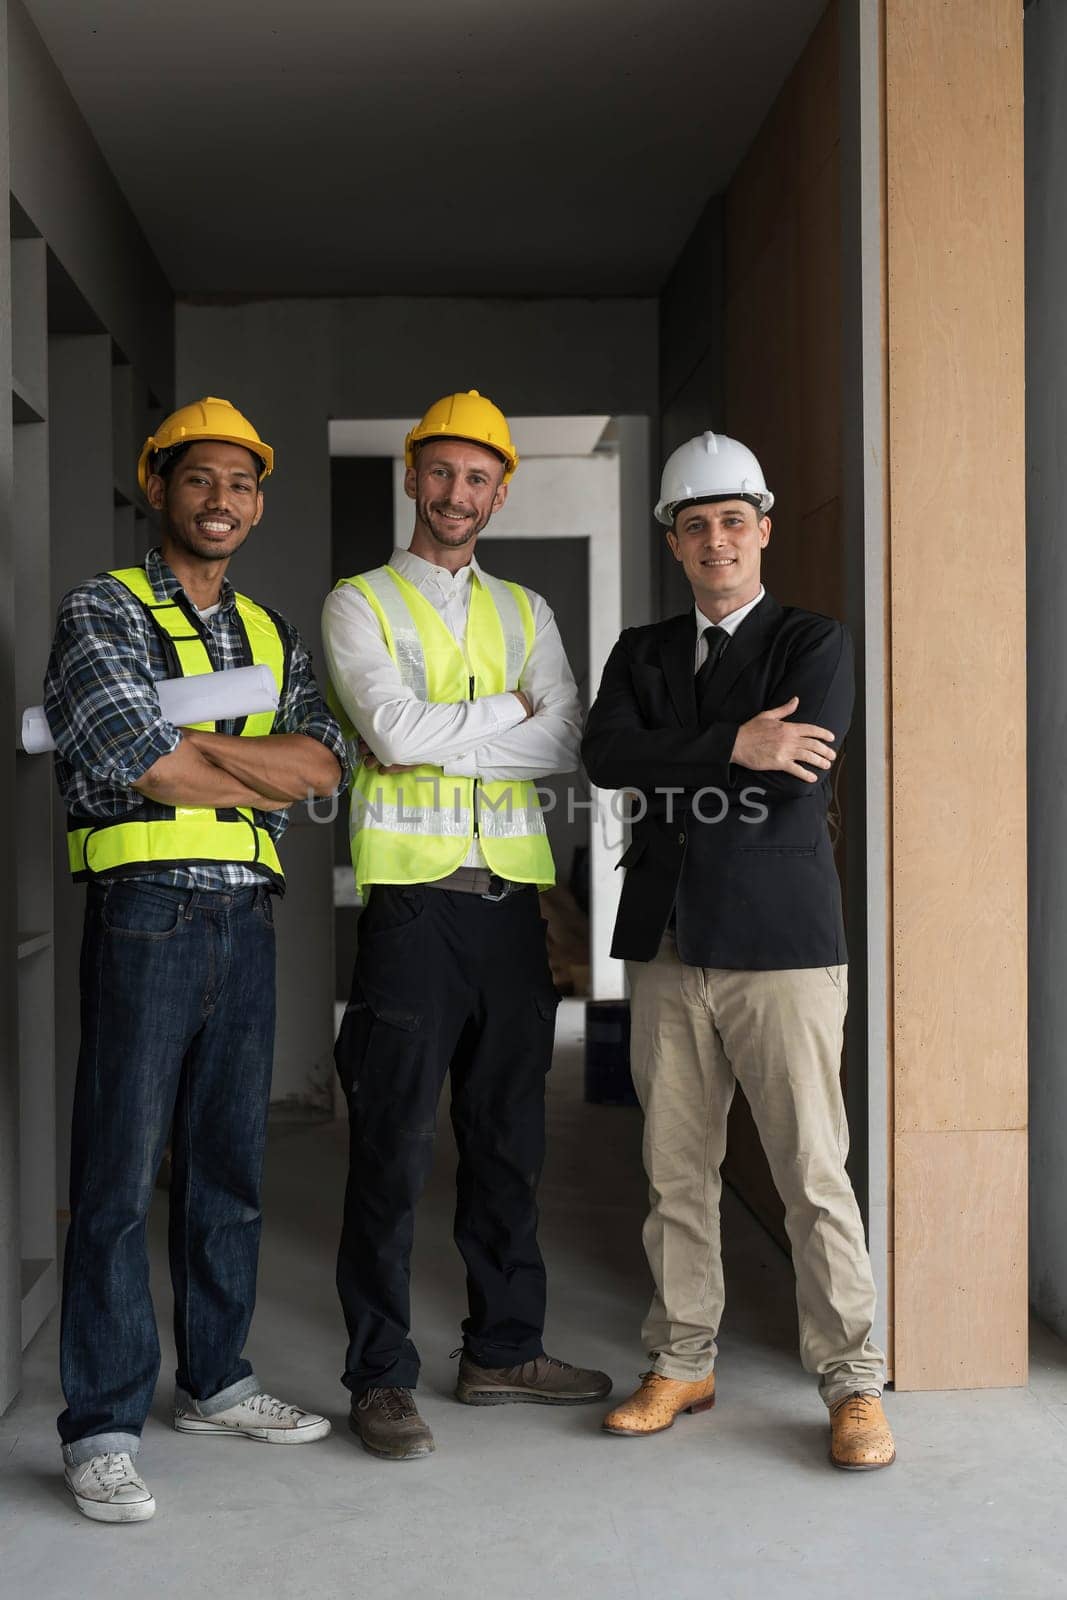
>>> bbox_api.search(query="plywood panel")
[886,0,1026,1137]
[894,1130,1027,1389]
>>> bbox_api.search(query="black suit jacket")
[581,593,853,970]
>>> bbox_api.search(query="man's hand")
[731,696,837,783]
[512,689,533,718]
[357,737,417,775]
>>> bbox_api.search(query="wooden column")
[885,0,1027,1388]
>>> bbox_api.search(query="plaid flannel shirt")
[44,548,347,891]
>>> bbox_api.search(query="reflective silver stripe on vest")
[478,574,528,689]
[352,795,472,837]
[477,797,548,838]
[360,568,428,699]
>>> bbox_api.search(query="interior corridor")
[3,1004,1067,1600]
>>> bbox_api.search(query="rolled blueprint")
[20,664,280,755]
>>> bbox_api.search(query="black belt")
[420,867,523,902]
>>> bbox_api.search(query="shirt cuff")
[449,750,480,778]
[485,690,528,728]
[294,718,350,790]
[106,722,182,787]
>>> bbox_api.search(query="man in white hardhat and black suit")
[581,432,894,1470]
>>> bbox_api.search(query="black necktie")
[694,625,729,701]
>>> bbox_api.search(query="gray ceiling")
[24,0,826,298]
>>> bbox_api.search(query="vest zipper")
[469,674,479,838]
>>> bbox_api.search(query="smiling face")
[146,439,264,565]
[666,498,771,620]
[404,437,508,563]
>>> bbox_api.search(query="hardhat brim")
[655,488,774,525]
[137,432,274,495]
[404,428,518,481]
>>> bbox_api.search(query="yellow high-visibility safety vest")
[333,565,556,897]
[67,566,290,886]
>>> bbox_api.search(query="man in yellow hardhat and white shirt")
[45,399,345,1521]
[322,390,611,1460]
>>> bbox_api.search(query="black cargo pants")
[335,883,559,1396]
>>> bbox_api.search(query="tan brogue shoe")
[602,1371,716,1437]
[829,1392,896,1470]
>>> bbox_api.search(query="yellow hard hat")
[137,396,274,494]
[404,390,519,481]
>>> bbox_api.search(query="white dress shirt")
[693,585,766,670]
[321,546,583,869]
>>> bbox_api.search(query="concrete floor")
[4,1001,1067,1599]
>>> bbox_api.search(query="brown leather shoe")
[602,1371,716,1436]
[349,1387,435,1460]
[829,1392,896,1470]
[455,1353,612,1406]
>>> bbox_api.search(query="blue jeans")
[58,881,277,1463]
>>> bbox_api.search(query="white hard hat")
[654,432,774,525]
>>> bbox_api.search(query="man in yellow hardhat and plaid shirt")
[46,398,346,1521]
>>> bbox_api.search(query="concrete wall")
[7,0,172,401]
[1026,0,1067,1340]
[0,0,22,1415]
[177,295,658,1097]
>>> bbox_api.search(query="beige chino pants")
[627,935,885,1407]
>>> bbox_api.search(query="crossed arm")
[44,584,343,813]
[135,730,341,809]
[582,623,854,802]
[321,582,583,780]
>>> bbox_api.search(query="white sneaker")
[173,1391,332,1444]
[64,1453,156,1523]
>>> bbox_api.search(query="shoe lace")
[835,1391,876,1424]
[519,1354,570,1381]
[362,1386,416,1421]
[449,1350,572,1381]
[243,1392,302,1423]
[94,1453,139,1488]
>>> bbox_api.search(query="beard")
[160,512,248,562]
[418,496,489,549]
